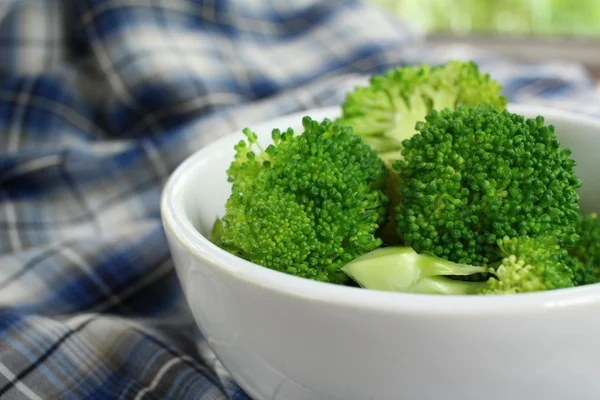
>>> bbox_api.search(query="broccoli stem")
[341,246,487,295]
[209,217,223,244]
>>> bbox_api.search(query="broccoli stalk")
[210,217,223,244]
[342,236,576,295]
[341,246,487,295]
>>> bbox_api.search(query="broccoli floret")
[341,236,574,295]
[217,117,389,284]
[568,212,600,285]
[481,236,574,294]
[394,105,582,266]
[337,60,507,162]
[565,257,594,287]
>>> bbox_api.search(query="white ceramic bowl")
[161,104,600,400]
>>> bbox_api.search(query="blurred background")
[373,0,600,37]
[371,0,600,79]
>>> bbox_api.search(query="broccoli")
[337,60,507,162]
[341,246,488,295]
[568,212,600,285]
[341,236,575,295]
[394,105,582,266]
[210,217,223,243]
[481,236,574,294]
[212,60,597,297]
[215,116,389,284]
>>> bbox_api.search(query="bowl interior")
[183,104,600,240]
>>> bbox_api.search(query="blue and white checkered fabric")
[0,1,599,399]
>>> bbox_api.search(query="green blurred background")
[371,0,600,38]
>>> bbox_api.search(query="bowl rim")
[161,103,600,315]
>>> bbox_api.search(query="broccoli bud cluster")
[217,117,388,284]
[395,106,581,266]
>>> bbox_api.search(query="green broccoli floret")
[216,117,389,284]
[481,236,574,294]
[568,212,600,285]
[341,236,574,295]
[337,60,507,162]
[394,105,582,266]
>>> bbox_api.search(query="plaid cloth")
[0,1,599,399]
